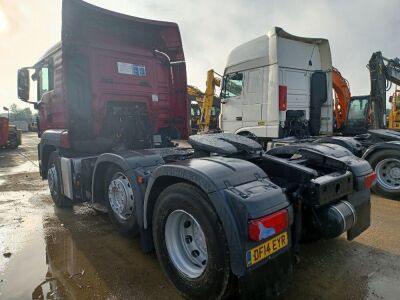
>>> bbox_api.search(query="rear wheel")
[368,150,400,200]
[152,183,234,299]
[104,166,139,236]
[47,152,73,207]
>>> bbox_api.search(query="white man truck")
[220,27,400,200]
[220,27,333,140]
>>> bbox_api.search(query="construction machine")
[17,1,373,298]
[188,71,221,134]
[339,52,400,135]
[389,89,400,129]
[197,69,221,133]
[187,85,203,134]
[332,67,351,131]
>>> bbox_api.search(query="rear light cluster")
[248,209,288,242]
[364,171,377,189]
[279,85,287,111]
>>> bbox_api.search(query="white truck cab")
[220,27,333,140]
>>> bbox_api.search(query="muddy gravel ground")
[0,133,399,300]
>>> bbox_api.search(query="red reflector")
[279,85,287,111]
[248,209,288,241]
[364,172,376,189]
[60,131,71,149]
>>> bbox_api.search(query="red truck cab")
[18,0,188,153]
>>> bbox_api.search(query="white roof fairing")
[224,27,331,74]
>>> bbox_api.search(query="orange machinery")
[332,67,351,131]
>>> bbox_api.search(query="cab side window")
[38,61,54,100]
[222,73,243,98]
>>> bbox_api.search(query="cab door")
[242,69,263,128]
[220,72,244,133]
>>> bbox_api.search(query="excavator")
[389,89,400,129]
[332,67,351,131]
[333,51,400,135]
[187,85,203,134]
[332,52,400,199]
[187,70,221,133]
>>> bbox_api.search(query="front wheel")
[368,149,400,200]
[152,183,234,299]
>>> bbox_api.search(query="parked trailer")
[17,1,374,298]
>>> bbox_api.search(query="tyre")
[368,149,400,200]
[104,165,139,236]
[47,152,73,207]
[152,183,234,300]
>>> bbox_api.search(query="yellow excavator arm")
[198,70,221,133]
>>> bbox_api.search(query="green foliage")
[9,104,33,122]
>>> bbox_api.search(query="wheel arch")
[144,175,207,230]
[363,141,400,161]
[91,153,135,204]
[40,145,57,179]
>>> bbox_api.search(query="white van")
[220,27,333,141]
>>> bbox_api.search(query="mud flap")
[347,189,371,240]
[238,249,293,299]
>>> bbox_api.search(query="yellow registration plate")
[246,232,288,267]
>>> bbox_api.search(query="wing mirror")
[17,68,30,101]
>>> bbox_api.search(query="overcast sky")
[0,0,399,111]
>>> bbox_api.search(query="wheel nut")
[185,235,193,243]
[184,220,191,228]
[191,250,199,257]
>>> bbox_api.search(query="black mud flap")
[347,201,371,240]
[347,190,371,240]
[238,250,293,299]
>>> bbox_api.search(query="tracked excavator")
[187,70,221,134]
[333,52,400,134]
[330,52,400,198]
[332,67,351,131]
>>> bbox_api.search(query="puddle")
[368,274,400,300]
[0,215,47,299]
[0,202,180,299]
